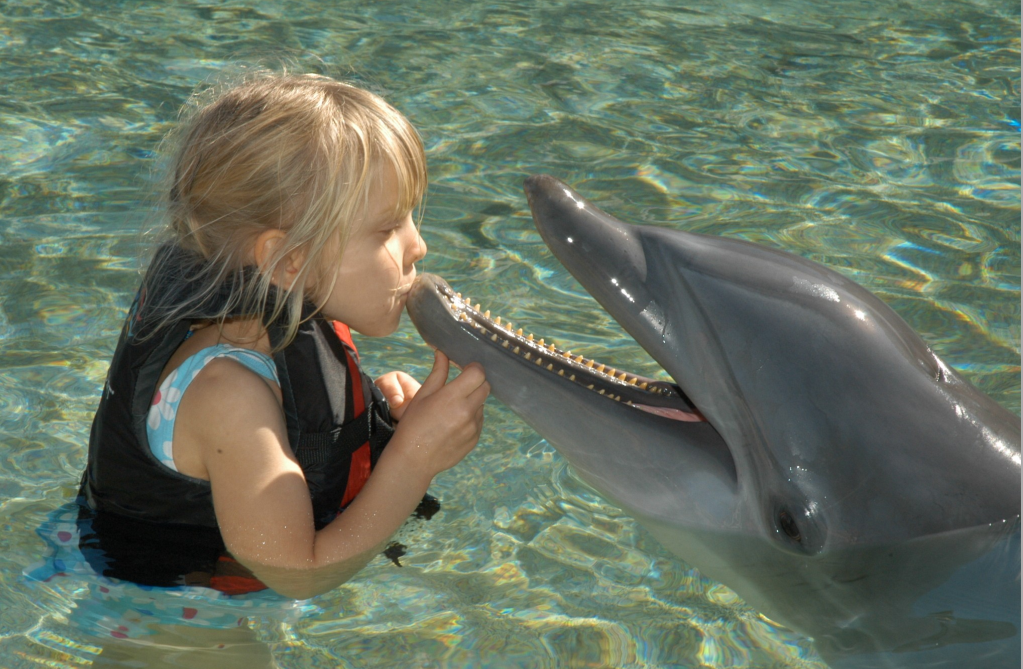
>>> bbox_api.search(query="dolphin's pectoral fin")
[435,280,707,421]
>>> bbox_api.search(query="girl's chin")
[346,313,403,338]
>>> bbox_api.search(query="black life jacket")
[77,244,395,592]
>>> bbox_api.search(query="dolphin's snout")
[522,174,560,204]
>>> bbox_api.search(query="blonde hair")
[141,71,426,349]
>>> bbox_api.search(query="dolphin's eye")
[770,500,824,555]
[778,509,802,543]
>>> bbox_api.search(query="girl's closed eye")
[373,216,403,236]
[383,213,417,237]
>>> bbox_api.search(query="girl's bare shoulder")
[172,352,290,480]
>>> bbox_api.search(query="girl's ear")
[253,229,307,290]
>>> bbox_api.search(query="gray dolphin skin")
[406,175,1021,668]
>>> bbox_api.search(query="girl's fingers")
[417,350,450,397]
[466,380,491,407]
[448,362,488,396]
[372,374,402,408]
[397,372,422,397]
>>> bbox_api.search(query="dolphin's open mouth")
[434,280,706,422]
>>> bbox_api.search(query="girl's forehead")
[352,165,404,228]
[369,166,400,209]
[370,160,420,214]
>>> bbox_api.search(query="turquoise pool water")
[0,1,1018,667]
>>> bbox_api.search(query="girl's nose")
[409,230,427,265]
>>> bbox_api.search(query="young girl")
[76,72,490,601]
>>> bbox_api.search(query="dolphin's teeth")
[548,344,556,352]
[475,303,481,311]
[587,384,594,390]
[456,292,462,299]
[595,363,605,373]
[627,377,637,385]
[570,375,576,381]
[516,328,523,336]
[575,355,584,363]
[524,352,532,360]
[558,369,564,376]
[546,364,553,371]
[535,358,542,366]
[639,382,648,390]
[617,372,627,381]
[599,389,605,395]
[513,346,520,354]
[502,340,509,348]
[495,316,501,325]
[538,338,545,347]
[615,395,621,401]
[586,360,594,368]
[490,334,498,342]
[527,333,534,341]
[484,310,490,319]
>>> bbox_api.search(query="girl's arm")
[177,350,487,599]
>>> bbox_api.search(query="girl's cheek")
[383,239,403,271]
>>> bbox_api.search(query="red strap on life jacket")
[331,321,358,360]
[333,323,365,418]
[331,321,371,506]
[340,443,372,507]
[208,555,268,595]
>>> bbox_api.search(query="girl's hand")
[374,371,422,421]
[389,350,489,477]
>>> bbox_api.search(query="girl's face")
[317,169,427,336]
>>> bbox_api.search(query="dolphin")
[406,175,1021,668]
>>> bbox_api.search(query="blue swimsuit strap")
[146,344,278,473]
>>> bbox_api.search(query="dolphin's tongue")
[634,405,706,422]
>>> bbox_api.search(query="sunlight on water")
[0,0,1018,667]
